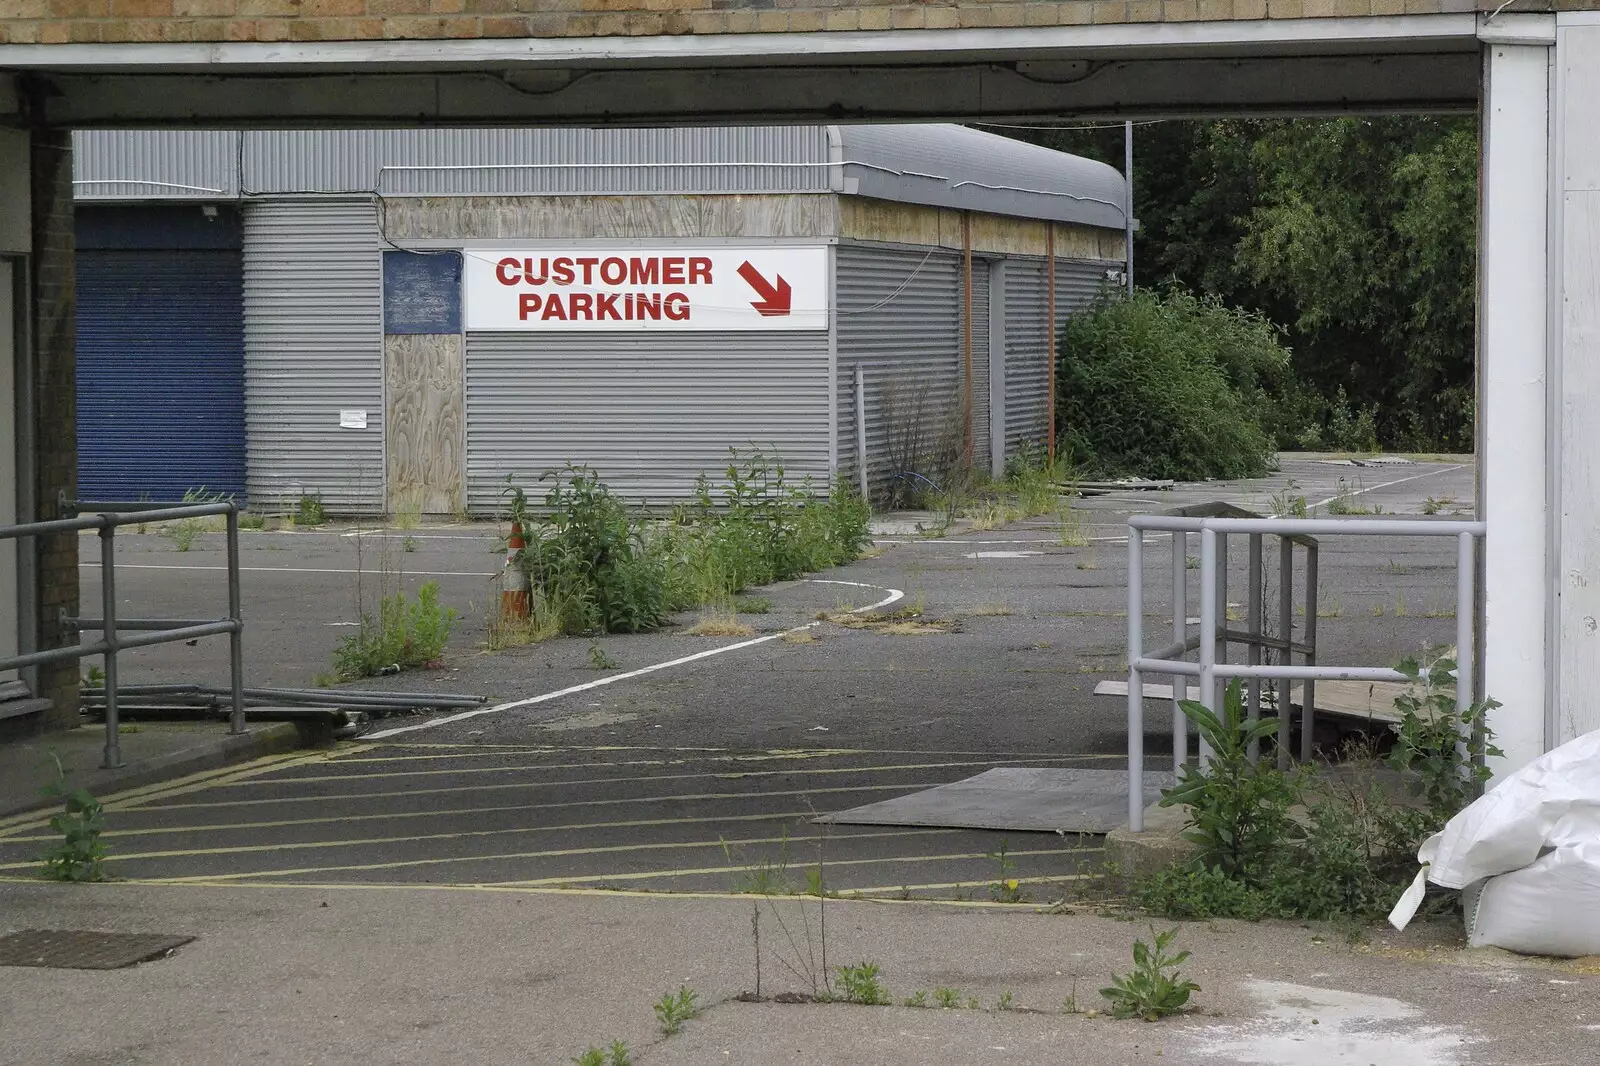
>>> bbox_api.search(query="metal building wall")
[834,242,964,501]
[464,332,832,512]
[74,128,833,200]
[1004,255,1121,456]
[73,130,241,200]
[243,199,386,513]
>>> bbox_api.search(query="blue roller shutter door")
[76,249,246,502]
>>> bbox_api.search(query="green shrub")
[508,452,869,635]
[1138,660,1500,924]
[332,581,458,679]
[1162,680,1301,878]
[39,760,110,883]
[519,466,671,635]
[1055,288,1286,480]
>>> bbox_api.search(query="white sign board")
[464,246,828,332]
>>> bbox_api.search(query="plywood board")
[385,333,463,516]
[815,767,1174,834]
[1094,678,1430,725]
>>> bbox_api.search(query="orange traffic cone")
[502,520,531,619]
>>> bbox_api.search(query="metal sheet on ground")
[814,767,1175,834]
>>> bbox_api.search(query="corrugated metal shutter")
[76,249,246,502]
[464,332,831,512]
[835,243,962,501]
[966,262,990,475]
[1055,258,1119,316]
[243,199,385,514]
[1004,258,1052,456]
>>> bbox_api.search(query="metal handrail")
[1124,511,1485,832]
[0,500,245,769]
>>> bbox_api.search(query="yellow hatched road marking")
[232,754,1102,786]
[480,846,1098,889]
[124,755,1043,806]
[328,746,1122,765]
[0,782,949,840]
[0,809,831,865]
[0,876,1056,908]
[838,875,1092,896]
[154,827,974,882]
[0,750,335,840]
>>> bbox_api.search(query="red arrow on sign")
[737,261,793,317]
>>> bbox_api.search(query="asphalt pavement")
[36,456,1477,901]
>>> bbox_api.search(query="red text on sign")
[518,291,691,322]
[496,256,713,287]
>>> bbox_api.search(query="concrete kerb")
[0,720,314,820]
[1102,801,1197,889]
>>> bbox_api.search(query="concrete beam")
[32,53,1480,128]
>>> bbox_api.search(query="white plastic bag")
[1388,727,1600,956]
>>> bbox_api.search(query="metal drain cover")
[0,930,193,970]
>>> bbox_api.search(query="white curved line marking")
[365,578,902,739]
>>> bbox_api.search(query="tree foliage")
[997,116,1478,452]
[1056,288,1286,480]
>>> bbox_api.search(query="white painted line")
[79,563,498,578]
[1306,464,1466,511]
[365,578,904,740]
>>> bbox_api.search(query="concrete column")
[1,126,24,691]
[15,123,78,731]
[1553,15,1600,745]
[1478,15,1555,773]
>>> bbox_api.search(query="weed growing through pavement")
[572,1042,632,1066]
[1056,502,1090,547]
[331,581,457,680]
[237,511,266,530]
[903,990,928,1008]
[835,962,891,1005]
[733,595,772,614]
[653,987,701,1035]
[401,535,419,553]
[997,990,1015,1011]
[1100,927,1200,1021]
[484,593,562,651]
[1062,976,1084,1015]
[38,756,110,883]
[1186,555,1200,570]
[295,493,326,527]
[933,987,968,1010]
[988,839,1023,903]
[587,643,620,670]
[1421,495,1457,516]
[684,612,756,638]
[1325,476,1373,515]
[1134,655,1501,924]
[1267,480,1308,518]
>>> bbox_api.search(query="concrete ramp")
[814,767,1174,835]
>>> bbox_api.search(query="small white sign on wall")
[463,246,829,332]
[339,409,368,429]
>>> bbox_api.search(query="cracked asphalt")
[27,456,1474,901]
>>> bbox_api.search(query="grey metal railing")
[1125,509,1484,832]
[0,500,245,769]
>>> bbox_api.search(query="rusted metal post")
[962,212,974,471]
[1047,226,1057,464]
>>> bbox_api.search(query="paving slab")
[0,880,1592,1066]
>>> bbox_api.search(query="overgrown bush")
[1055,288,1287,480]
[1137,658,1497,923]
[332,581,458,679]
[508,451,870,636]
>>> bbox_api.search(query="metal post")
[1215,531,1229,711]
[1277,538,1294,770]
[1247,533,1263,762]
[1198,527,1217,765]
[1457,531,1477,773]
[854,365,868,501]
[1301,545,1320,763]
[99,525,122,769]
[1171,528,1187,770]
[1123,120,1135,296]
[1128,528,1145,831]
[226,505,246,736]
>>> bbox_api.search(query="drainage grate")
[0,930,194,970]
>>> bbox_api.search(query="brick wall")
[30,126,78,732]
[0,0,1592,46]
